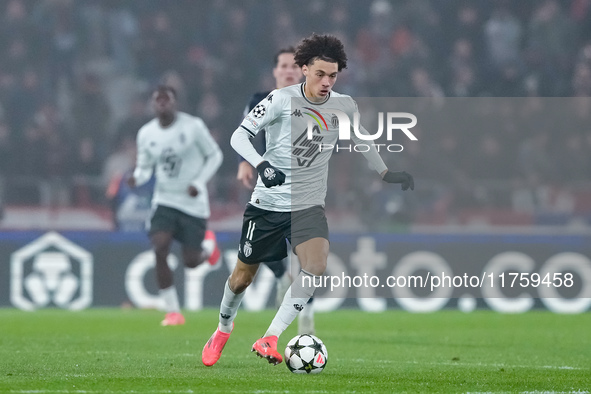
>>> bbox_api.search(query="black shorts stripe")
[237,204,328,264]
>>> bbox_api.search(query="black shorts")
[238,204,329,264]
[149,205,207,250]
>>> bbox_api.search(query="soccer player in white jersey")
[236,47,315,334]
[128,85,223,326]
[202,34,413,366]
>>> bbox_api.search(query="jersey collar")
[159,112,178,129]
[300,83,330,105]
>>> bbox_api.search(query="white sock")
[218,279,245,333]
[160,286,180,313]
[264,270,318,338]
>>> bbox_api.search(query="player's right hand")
[237,161,255,188]
[127,176,137,188]
[256,161,286,188]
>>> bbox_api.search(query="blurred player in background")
[202,34,414,366]
[237,47,315,335]
[128,85,223,326]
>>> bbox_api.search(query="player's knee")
[183,249,202,268]
[184,257,200,269]
[232,279,251,294]
[304,260,327,276]
[229,274,253,294]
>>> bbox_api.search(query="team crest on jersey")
[331,114,339,129]
[243,241,252,257]
[264,167,276,180]
[253,104,266,118]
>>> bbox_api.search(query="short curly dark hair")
[294,33,348,71]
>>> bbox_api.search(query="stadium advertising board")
[1,231,589,313]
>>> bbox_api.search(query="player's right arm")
[128,126,155,188]
[230,90,285,187]
[236,96,262,188]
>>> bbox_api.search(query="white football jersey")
[133,112,222,218]
[239,83,386,212]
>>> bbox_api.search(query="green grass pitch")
[0,308,589,393]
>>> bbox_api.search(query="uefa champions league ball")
[284,334,328,374]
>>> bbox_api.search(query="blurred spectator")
[0,122,14,219]
[19,122,44,177]
[105,1,139,74]
[39,0,80,90]
[136,10,182,83]
[557,133,589,182]
[469,134,513,181]
[572,62,591,95]
[492,61,527,96]
[528,1,575,64]
[71,72,110,173]
[484,6,523,69]
[409,67,444,98]
[102,133,136,187]
[4,69,43,135]
[196,91,222,126]
[518,131,556,183]
[112,97,150,147]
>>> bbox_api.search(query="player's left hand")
[382,171,414,191]
[187,185,199,197]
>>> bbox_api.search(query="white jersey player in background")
[128,85,223,326]
[202,34,414,367]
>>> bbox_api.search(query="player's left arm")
[349,101,414,191]
[188,118,223,196]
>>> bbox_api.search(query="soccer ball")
[284,334,328,374]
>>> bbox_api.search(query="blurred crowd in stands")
[1,0,590,228]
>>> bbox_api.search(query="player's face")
[152,90,176,117]
[302,60,338,99]
[273,53,302,89]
